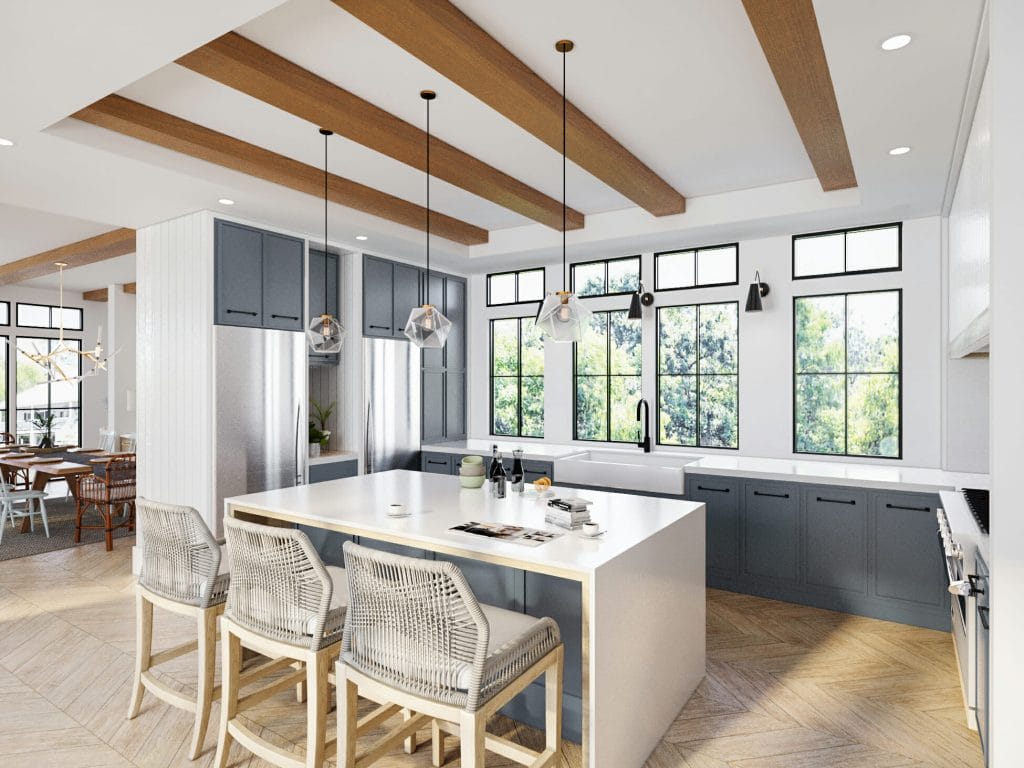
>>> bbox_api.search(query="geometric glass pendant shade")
[405,89,451,349]
[536,290,591,343]
[307,127,346,354]
[404,304,452,348]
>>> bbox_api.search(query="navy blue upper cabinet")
[215,220,304,330]
[262,232,305,331]
[308,248,339,320]
[392,262,422,340]
[444,276,466,371]
[215,221,264,327]
[363,255,396,337]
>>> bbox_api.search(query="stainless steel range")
[937,487,990,748]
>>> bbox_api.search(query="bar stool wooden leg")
[213,628,241,768]
[403,708,418,754]
[306,648,331,768]
[546,645,564,759]
[127,592,153,719]
[337,671,358,768]
[190,606,218,759]
[458,710,485,768]
[430,720,445,767]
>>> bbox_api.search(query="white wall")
[107,286,136,436]
[0,283,106,445]
[988,1,1024,762]
[469,216,942,468]
[943,61,991,473]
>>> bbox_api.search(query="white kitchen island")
[225,469,706,768]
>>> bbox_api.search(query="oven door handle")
[937,530,961,586]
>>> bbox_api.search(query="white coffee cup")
[387,503,406,517]
[582,522,601,537]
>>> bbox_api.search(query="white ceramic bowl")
[459,464,485,477]
[459,475,486,489]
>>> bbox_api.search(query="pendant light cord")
[562,47,567,292]
[426,96,431,307]
[323,131,328,304]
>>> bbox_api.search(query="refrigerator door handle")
[295,403,304,486]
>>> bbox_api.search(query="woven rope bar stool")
[215,517,348,768]
[336,542,564,768]
[128,499,230,760]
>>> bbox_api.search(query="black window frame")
[792,288,903,460]
[0,333,7,434]
[572,309,642,444]
[654,243,740,292]
[570,255,641,299]
[0,301,9,326]
[655,300,740,450]
[791,222,902,280]
[15,301,84,331]
[14,335,84,448]
[489,316,545,438]
[486,267,546,307]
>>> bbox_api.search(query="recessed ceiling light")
[889,146,911,156]
[355,235,368,241]
[881,34,912,51]
[0,137,14,147]
[218,198,235,205]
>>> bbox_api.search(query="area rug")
[0,498,133,561]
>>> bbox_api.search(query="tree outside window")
[491,318,544,437]
[794,290,901,458]
[657,302,739,449]
[574,310,641,442]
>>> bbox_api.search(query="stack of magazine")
[545,497,592,530]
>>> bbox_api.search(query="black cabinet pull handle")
[968,573,986,596]
[369,324,391,331]
[754,491,790,499]
[977,605,990,630]
[226,309,258,316]
[697,485,730,493]
[886,503,931,512]
[426,459,447,465]
[271,314,299,321]
[817,496,856,505]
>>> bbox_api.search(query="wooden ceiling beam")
[0,228,136,286]
[72,95,488,246]
[332,0,686,217]
[82,283,136,302]
[741,0,857,191]
[177,32,583,231]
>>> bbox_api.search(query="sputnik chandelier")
[18,262,117,382]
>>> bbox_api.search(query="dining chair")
[98,428,117,453]
[215,517,349,768]
[0,482,49,543]
[336,542,564,768]
[129,499,230,759]
[75,454,136,551]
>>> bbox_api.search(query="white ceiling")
[0,0,986,280]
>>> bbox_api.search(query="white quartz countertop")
[225,469,703,577]
[684,455,988,493]
[309,450,359,466]
[422,440,580,461]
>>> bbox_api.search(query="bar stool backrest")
[136,498,228,608]
[223,516,335,650]
[341,541,491,711]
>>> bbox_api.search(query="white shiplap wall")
[136,211,215,525]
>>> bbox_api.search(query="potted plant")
[32,410,56,448]
[308,421,324,458]
[310,399,336,452]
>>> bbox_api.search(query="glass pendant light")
[404,90,452,349]
[306,128,345,354]
[537,39,591,343]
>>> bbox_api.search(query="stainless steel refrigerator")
[364,337,420,473]
[213,325,306,537]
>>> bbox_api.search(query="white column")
[988,1,1024,764]
[106,283,136,436]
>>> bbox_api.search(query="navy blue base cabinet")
[686,474,949,631]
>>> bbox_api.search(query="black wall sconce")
[628,282,655,319]
[745,270,770,312]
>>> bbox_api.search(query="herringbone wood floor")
[0,537,982,767]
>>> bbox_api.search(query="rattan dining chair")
[129,499,230,760]
[215,517,349,768]
[336,542,564,768]
[76,454,136,551]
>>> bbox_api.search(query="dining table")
[0,451,107,533]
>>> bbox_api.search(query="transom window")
[490,318,545,438]
[655,244,739,291]
[657,302,739,449]
[574,310,641,442]
[16,302,84,331]
[793,223,901,279]
[794,290,901,458]
[16,337,82,446]
[0,301,9,326]
[487,268,545,306]
[571,256,640,298]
